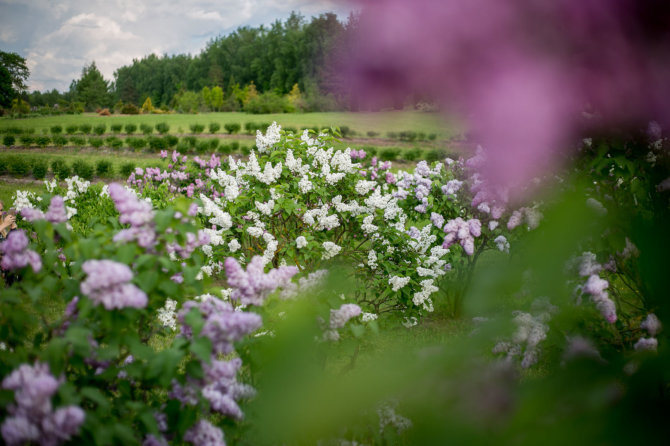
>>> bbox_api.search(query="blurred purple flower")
[348,0,670,194]
[45,195,67,223]
[0,229,41,272]
[80,259,148,310]
[184,420,226,446]
[1,362,84,446]
[224,256,298,306]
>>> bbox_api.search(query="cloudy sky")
[0,0,353,92]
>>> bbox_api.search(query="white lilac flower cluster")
[377,400,413,434]
[492,297,558,368]
[635,313,662,352]
[323,303,362,341]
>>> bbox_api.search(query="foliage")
[95,159,113,177]
[0,51,29,108]
[224,123,241,134]
[93,124,106,136]
[125,123,138,134]
[208,122,221,134]
[2,134,15,146]
[142,97,154,114]
[70,62,112,111]
[156,122,170,134]
[51,159,71,179]
[72,160,95,180]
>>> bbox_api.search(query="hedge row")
[0,123,437,140]
[1,135,255,154]
[0,155,137,180]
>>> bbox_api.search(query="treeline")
[23,12,357,114]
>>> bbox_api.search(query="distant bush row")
[0,155,136,180]
[0,123,439,140]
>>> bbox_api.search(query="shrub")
[105,136,123,149]
[88,137,104,148]
[96,159,113,177]
[121,103,140,114]
[224,123,241,134]
[176,141,190,153]
[284,126,298,135]
[140,123,154,135]
[110,123,123,133]
[65,125,79,134]
[19,135,34,146]
[52,135,68,147]
[425,148,448,163]
[403,148,423,161]
[339,126,353,138]
[243,91,291,114]
[209,139,220,150]
[79,124,92,134]
[398,130,418,142]
[148,136,168,152]
[244,122,256,134]
[126,137,147,151]
[380,147,401,161]
[125,123,138,134]
[35,135,51,148]
[363,146,378,157]
[196,140,209,154]
[209,122,221,134]
[120,162,135,177]
[93,124,106,135]
[8,156,30,176]
[165,135,179,147]
[72,159,94,179]
[155,122,170,134]
[51,159,71,178]
[428,133,437,141]
[4,127,23,135]
[417,132,427,141]
[3,135,15,146]
[50,125,63,135]
[32,159,48,179]
[69,136,86,147]
[218,143,231,154]
[189,123,205,134]
[184,136,197,148]
[0,156,7,174]
[229,141,240,152]
[387,131,398,139]
[98,108,111,116]
[241,145,252,155]
[367,130,380,138]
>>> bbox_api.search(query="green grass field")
[0,111,462,140]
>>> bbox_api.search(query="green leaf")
[185,359,204,379]
[116,243,137,264]
[349,323,365,338]
[135,270,159,292]
[184,308,205,336]
[189,336,212,363]
[81,387,111,411]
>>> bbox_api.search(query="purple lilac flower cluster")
[80,259,148,310]
[0,229,41,272]
[442,217,482,256]
[178,297,262,355]
[364,156,392,181]
[20,195,68,224]
[167,230,211,259]
[224,256,298,306]
[108,183,157,248]
[393,161,437,213]
[1,362,85,446]
[349,149,367,160]
[183,420,226,446]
